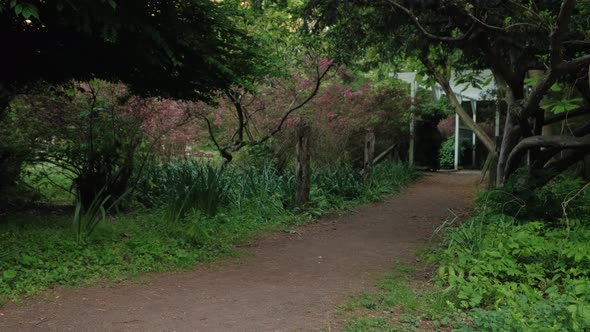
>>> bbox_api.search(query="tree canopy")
[1,0,259,102]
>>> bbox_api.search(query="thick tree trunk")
[295,122,311,209]
[505,135,590,178]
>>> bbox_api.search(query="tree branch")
[543,107,590,125]
[505,134,590,178]
[252,62,334,147]
[197,113,232,161]
[421,57,496,152]
[550,0,576,65]
[387,0,475,43]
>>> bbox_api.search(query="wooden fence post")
[363,131,376,180]
[295,122,310,209]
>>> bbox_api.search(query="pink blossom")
[317,58,334,72]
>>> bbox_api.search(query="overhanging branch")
[544,107,590,125]
[505,134,590,178]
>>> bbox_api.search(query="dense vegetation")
[308,0,590,187]
[338,174,590,331]
[2,2,590,331]
[0,161,414,301]
[436,175,590,331]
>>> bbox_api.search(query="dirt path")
[0,172,479,332]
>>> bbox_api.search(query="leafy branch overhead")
[0,0,261,102]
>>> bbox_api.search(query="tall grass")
[136,159,415,220]
[139,161,232,221]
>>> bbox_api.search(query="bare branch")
[252,62,334,147]
[544,107,590,125]
[505,134,590,178]
[464,11,537,32]
[197,113,224,156]
[387,0,475,43]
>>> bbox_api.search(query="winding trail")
[0,172,479,332]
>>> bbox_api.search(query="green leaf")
[28,5,38,19]
[22,6,30,18]
[14,3,22,15]
[3,269,17,280]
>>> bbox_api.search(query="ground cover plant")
[0,160,415,302]
[434,175,590,331]
[338,174,590,332]
[339,265,453,332]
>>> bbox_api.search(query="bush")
[439,134,471,169]
[435,176,590,331]
[478,172,590,223]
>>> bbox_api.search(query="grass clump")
[340,265,453,332]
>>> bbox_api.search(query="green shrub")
[435,188,590,331]
[312,162,363,199]
[478,172,590,223]
[439,134,471,169]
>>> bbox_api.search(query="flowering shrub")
[11,80,205,206]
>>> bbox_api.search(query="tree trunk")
[497,110,521,185]
[421,58,495,153]
[363,131,376,181]
[295,122,311,209]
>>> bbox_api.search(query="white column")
[471,100,477,168]
[409,79,417,166]
[454,113,460,170]
[454,95,462,171]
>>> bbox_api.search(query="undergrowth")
[339,174,590,332]
[0,160,415,302]
[436,174,590,331]
[340,265,453,332]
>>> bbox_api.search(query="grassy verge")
[0,160,416,303]
[339,264,454,332]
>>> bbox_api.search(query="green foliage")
[312,162,364,200]
[341,265,454,332]
[0,213,237,301]
[439,134,471,170]
[479,173,590,223]
[343,317,398,332]
[1,160,415,301]
[20,163,75,203]
[140,161,232,221]
[434,176,590,331]
[2,0,260,102]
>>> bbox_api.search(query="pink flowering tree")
[13,80,203,207]
[198,55,335,162]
